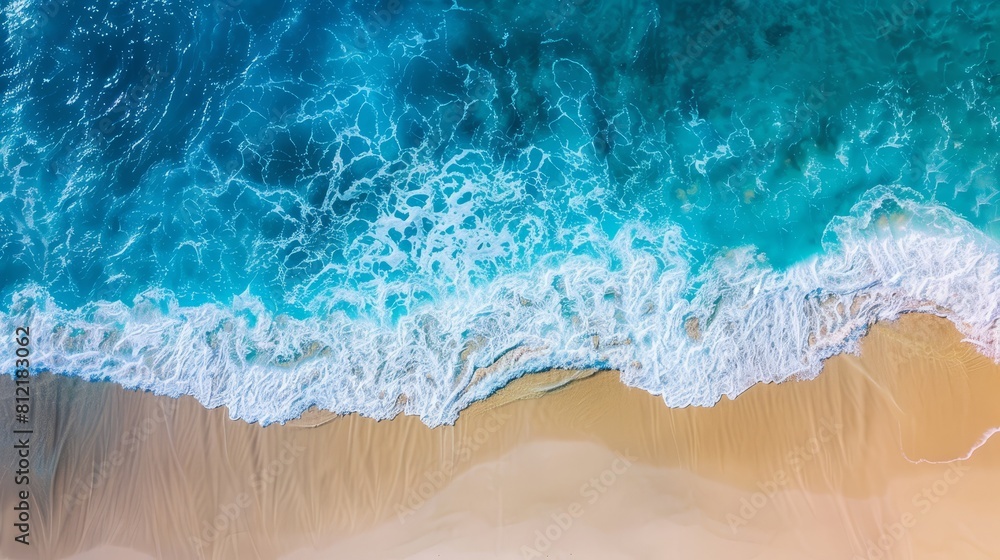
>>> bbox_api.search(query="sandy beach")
[2,313,1000,560]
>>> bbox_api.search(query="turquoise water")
[2,0,999,424]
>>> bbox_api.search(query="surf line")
[900,426,1000,465]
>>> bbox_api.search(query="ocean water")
[1,0,999,425]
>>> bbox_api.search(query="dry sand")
[2,313,1000,559]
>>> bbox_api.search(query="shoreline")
[1,313,999,559]
[14,197,1000,430]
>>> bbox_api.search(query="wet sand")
[2,313,999,559]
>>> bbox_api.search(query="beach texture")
[1,313,999,560]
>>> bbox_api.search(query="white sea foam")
[3,188,999,426]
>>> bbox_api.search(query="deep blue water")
[2,0,1000,424]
